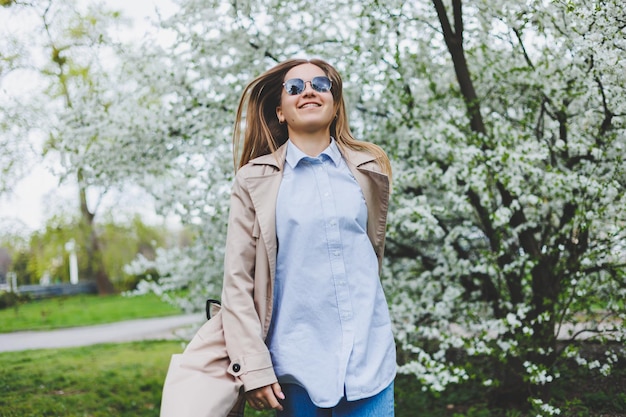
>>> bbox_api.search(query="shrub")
[0,290,30,310]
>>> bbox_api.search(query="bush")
[0,291,30,310]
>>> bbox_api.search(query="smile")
[299,102,321,109]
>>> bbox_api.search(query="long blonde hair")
[232,58,391,176]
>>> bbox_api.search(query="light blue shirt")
[266,139,396,407]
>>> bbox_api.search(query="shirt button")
[330,220,337,226]
[232,363,241,372]
[333,250,340,256]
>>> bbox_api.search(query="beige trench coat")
[160,142,390,417]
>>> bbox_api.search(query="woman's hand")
[245,382,285,411]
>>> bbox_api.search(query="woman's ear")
[276,106,284,124]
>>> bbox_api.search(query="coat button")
[232,363,241,372]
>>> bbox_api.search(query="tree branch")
[431,0,486,135]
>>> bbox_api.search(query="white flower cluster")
[523,361,559,385]
[531,398,562,417]
[398,345,469,392]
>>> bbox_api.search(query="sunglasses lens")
[284,79,305,95]
[311,76,331,93]
[283,77,332,95]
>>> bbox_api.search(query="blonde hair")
[232,58,391,176]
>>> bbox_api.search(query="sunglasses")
[283,76,332,95]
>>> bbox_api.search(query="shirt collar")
[285,137,342,169]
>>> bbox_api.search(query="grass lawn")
[0,341,179,417]
[0,341,443,417]
[0,341,273,417]
[1,340,624,417]
[0,293,182,333]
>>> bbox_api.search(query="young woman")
[219,58,396,416]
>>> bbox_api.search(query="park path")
[1,314,619,353]
[0,313,203,353]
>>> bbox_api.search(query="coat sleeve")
[220,170,278,392]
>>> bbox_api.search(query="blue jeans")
[276,382,394,417]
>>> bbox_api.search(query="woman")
[222,58,396,416]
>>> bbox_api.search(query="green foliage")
[0,293,181,332]
[0,290,30,310]
[244,407,273,417]
[9,251,36,285]
[27,214,87,284]
[451,407,492,417]
[5,215,168,291]
[98,215,168,291]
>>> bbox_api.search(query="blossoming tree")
[125,0,625,411]
[0,0,132,293]
[136,0,625,410]
[361,0,626,409]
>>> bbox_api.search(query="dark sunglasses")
[283,76,332,95]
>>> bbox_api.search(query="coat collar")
[249,140,378,170]
[339,144,378,168]
[249,143,287,171]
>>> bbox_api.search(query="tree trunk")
[432,0,556,408]
[78,170,116,295]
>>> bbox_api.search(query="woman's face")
[276,63,335,137]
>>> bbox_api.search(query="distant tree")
[0,247,10,284]
[3,213,168,291]
[99,215,168,291]
[0,225,31,284]
[0,12,41,195]
[0,0,137,294]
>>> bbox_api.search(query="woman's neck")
[289,132,331,157]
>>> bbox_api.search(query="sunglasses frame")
[282,76,332,95]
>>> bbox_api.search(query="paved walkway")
[2,315,620,353]
[0,314,204,353]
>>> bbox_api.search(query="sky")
[0,0,178,234]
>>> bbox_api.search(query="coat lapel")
[341,146,390,271]
[244,145,287,284]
